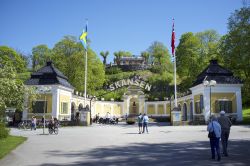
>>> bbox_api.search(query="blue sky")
[0,0,243,63]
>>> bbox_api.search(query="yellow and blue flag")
[80,22,88,50]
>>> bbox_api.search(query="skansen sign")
[108,76,152,91]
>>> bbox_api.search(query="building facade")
[24,60,243,124]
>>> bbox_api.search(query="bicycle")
[18,120,32,130]
[48,123,59,135]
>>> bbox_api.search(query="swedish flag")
[80,22,88,50]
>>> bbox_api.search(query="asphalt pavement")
[1,123,250,166]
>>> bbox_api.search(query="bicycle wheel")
[54,128,58,135]
[48,128,53,134]
[18,122,23,129]
[26,122,31,129]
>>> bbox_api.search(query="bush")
[105,67,122,75]
[0,123,9,139]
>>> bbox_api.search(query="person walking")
[218,110,232,157]
[31,116,37,130]
[96,113,100,123]
[142,113,149,134]
[137,113,143,134]
[207,115,221,161]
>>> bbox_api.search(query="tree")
[51,36,105,95]
[100,51,109,65]
[113,52,121,65]
[147,41,170,65]
[196,30,221,64]
[0,65,36,115]
[0,46,26,73]
[32,45,52,71]
[220,7,250,105]
[16,49,30,69]
[176,30,221,91]
[145,41,175,98]
[141,51,150,64]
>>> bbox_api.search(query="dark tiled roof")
[192,60,242,86]
[25,61,74,89]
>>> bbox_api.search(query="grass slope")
[0,135,27,159]
[242,108,250,124]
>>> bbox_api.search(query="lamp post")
[90,96,96,125]
[169,97,171,125]
[203,80,216,117]
[38,86,51,134]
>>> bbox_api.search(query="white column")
[101,103,104,116]
[236,89,243,121]
[164,102,166,115]
[139,95,145,114]
[126,97,130,115]
[22,94,29,120]
[52,88,59,119]
[138,97,141,114]
[122,95,129,116]
[203,87,210,122]
[111,103,114,116]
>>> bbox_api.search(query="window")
[32,101,47,113]
[215,100,232,113]
[61,102,68,114]
[195,101,201,114]
[200,95,204,110]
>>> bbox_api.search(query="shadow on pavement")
[40,139,250,166]
[96,122,170,129]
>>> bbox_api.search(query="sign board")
[172,112,181,121]
[108,75,152,92]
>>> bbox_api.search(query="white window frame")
[60,102,69,115]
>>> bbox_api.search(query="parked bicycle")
[18,120,32,130]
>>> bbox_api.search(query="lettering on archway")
[108,76,152,92]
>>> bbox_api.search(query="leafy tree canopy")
[32,44,52,71]
[220,7,250,105]
[0,46,27,73]
[50,36,105,95]
[176,30,220,91]
[0,65,36,115]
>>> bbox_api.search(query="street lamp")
[38,86,51,134]
[90,96,96,125]
[203,80,216,117]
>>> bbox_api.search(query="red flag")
[171,19,175,56]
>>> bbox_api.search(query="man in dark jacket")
[218,110,232,157]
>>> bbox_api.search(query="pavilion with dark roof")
[24,61,90,123]
[26,61,74,89]
[187,59,243,122]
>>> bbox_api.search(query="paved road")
[1,123,250,166]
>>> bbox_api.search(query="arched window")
[78,103,84,111]
[190,102,193,121]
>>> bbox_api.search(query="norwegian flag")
[171,19,175,56]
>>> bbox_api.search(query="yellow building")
[24,60,243,124]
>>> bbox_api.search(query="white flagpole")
[84,49,87,107]
[174,54,177,107]
[171,18,177,107]
[84,19,88,107]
